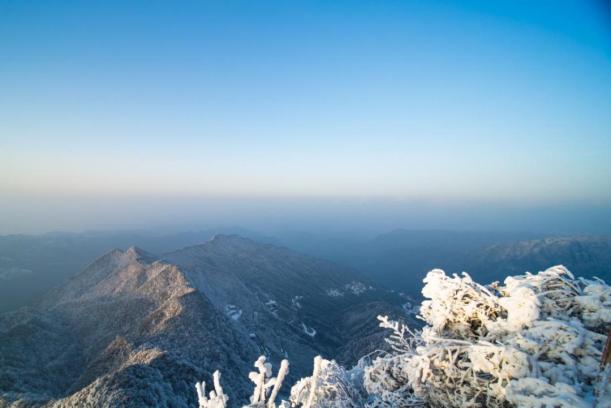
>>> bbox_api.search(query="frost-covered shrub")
[366,265,611,408]
[420,269,508,339]
[288,356,363,408]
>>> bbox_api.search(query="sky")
[1,0,611,234]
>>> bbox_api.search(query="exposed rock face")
[0,235,402,407]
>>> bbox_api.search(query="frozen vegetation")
[196,265,611,407]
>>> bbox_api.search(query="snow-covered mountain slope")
[0,236,403,407]
[163,235,404,370]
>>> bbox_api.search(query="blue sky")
[1,1,610,233]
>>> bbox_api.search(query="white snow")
[344,281,368,295]
[326,289,344,297]
[224,304,242,321]
[326,281,370,297]
[301,323,316,338]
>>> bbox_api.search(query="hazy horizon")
[2,0,611,234]
[2,194,611,236]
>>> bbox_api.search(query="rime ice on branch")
[196,370,229,408]
[366,265,611,408]
[248,356,290,407]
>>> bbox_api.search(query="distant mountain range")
[1,229,610,312]
[0,228,270,312]
[280,229,611,293]
[0,235,405,407]
[467,235,611,284]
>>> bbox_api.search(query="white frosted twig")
[250,356,268,403]
[212,371,227,406]
[195,370,228,408]
[304,356,322,408]
[195,381,206,408]
[267,359,289,408]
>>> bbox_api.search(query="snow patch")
[291,295,303,309]
[344,281,369,295]
[265,299,279,317]
[326,289,344,297]
[224,304,242,321]
[301,323,316,337]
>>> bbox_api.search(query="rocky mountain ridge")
[0,235,404,407]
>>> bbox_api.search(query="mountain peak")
[124,246,156,263]
[170,234,264,254]
[209,234,255,245]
